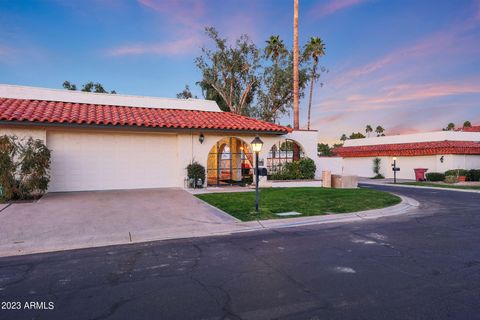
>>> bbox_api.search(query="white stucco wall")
[316,157,343,175]
[0,125,319,191]
[342,154,480,180]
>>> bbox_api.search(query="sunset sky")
[1,0,479,143]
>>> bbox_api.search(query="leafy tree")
[257,50,309,122]
[375,125,385,137]
[176,85,197,99]
[303,37,326,130]
[365,124,373,137]
[317,143,333,156]
[340,134,348,142]
[195,27,260,116]
[62,81,116,94]
[349,132,366,139]
[463,121,472,128]
[62,81,77,91]
[444,122,455,131]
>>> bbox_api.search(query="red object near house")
[414,168,428,181]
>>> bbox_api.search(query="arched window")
[267,139,305,174]
[207,137,253,186]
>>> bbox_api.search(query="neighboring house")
[334,130,480,179]
[0,84,318,192]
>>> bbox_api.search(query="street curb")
[236,193,419,231]
[360,181,480,194]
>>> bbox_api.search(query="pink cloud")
[311,0,371,17]
[138,0,205,30]
[318,80,480,114]
[108,37,202,56]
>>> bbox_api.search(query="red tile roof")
[0,98,290,133]
[334,140,480,157]
[455,125,480,132]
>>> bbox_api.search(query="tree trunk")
[293,0,299,130]
[307,64,316,130]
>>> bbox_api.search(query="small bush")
[268,157,316,180]
[466,169,480,182]
[0,135,51,202]
[426,172,445,182]
[444,169,468,177]
[372,157,383,179]
[186,161,205,188]
[299,158,316,179]
[444,175,457,184]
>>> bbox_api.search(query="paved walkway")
[0,187,418,257]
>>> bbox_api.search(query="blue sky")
[1,0,479,142]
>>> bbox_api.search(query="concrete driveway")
[0,188,241,257]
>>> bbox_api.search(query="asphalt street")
[1,185,480,320]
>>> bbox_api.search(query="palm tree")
[365,124,373,137]
[463,121,472,128]
[375,125,385,137]
[265,35,288,63]
[293,0,299,130]
[303,37,326,130]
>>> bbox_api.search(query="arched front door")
[207,137,253,186]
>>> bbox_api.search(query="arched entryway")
[266,139,305,174]
[207,137,254,186]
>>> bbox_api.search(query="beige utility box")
[322,170,332,188]
[331,175,358,188]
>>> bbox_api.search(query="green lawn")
[196,187,401,221]
[399,182,480,190]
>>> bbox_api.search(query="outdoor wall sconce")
[199,133,205,144]
[440,156,444,163]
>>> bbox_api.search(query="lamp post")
[251,136,264,212]
[392,157,397,184]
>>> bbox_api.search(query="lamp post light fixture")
[199,133,205,144]
[392,157,398,184]
[251,135,264,212]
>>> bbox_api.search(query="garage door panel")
[48,131,178,192]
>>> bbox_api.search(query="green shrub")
[186,161,205,188]
[372,157,383,179]
[267,157,316,180]
[299,158,316,179]
[444,169,468,177]
[0,135,51,202]
[444,175,457,184]
[466,169,480,182]
[0,135,18,201]
[426,172,445,182]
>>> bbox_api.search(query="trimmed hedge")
[426,172,445,182]
[466,169,480,182]
[268,157,316,180]
[444,169,468,177]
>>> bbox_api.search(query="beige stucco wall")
[0,126,47,142]
[0,125,319,191]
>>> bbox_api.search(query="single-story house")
[0,84,318,192]
[333,129,480,180]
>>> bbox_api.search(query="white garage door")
[47,131,179,192]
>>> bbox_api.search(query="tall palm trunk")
[293,0,299,130]
[307,62,316,130]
